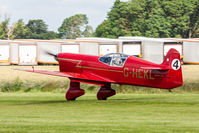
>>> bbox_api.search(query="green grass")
[0,93,199,133]
[0,65,199,132]
[1,79,199,94]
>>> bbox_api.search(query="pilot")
[112,57,122,66]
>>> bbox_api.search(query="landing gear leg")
[168,89,172,92]
[97,83,116,100]
[66,81,85,101]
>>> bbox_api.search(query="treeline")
[0,0,199,39]
[0,14,93,40]
[95,0,199,38]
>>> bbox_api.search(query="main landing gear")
[65,81,116,101]
[97,83,116,100]
[66,81,85,100]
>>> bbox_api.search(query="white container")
[61,41,80,54]
[37,40,61,64]
[0,40,11,65]
[11,40,38,65]
[119,37,182,64]
[168,38,199,64]
[76,37,142,57]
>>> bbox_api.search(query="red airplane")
[16,48,183,100]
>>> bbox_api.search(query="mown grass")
[0,93,199,133]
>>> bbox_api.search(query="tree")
[26,19,58,39]
[27,19,48,34]
[58,14,93,39]
[95,0,199,38]
[40,31,59,40]
[95,0,131,38]
[160,0,197,38]
[95,20,115,38]
[26,19,47,39]
[0,18,8,39]
[12,19,31,39]
[0,17,16,39]
[82,25,93,37]
[186,0,199,38]
[108,0,131,37]
[130,0,171,37]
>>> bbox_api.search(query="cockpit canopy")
[99,53,129,67]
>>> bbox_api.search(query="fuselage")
[57,53,183,89]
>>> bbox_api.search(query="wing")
[14,68,116,84]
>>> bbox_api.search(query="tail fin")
[162,48,183,88]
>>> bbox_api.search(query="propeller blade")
[44,51,58,61]
[45,51,56,57]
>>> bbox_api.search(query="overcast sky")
[0,0,128,32]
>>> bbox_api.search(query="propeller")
[45,51,58,61]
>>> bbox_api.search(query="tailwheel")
[97,83,116,100]
[66,81,85,101]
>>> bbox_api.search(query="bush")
[0,79,68,93]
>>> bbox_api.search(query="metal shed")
[11,40,38,65]
[76,37,142,57]
[183,39,199,64]
[78,40,99,56]
[77,38,119,56]
[167,38,199,64]
[61,39,101,56]
[119,37,183,64]
[59,40,80,54]
[0,40,11,65]
[122,41,142,57]
[36,40,61,64]
[13,40,78,65]
[10,41,19,65]
[99,41,118,56]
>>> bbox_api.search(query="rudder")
[162,48,183,88]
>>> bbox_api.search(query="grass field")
[0,65,199,133]
[0,93,199,133]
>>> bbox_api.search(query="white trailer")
[164,43,183,56]
[19,45,37,64]
[183,40,199,64]
[119,37,183,64]
[11,40,38,65]
[10,42,18,65]
[37,40,61,64]
[0,40,11,65]
[77,38,119,56]
[122,41,142,57]
[61,41,80,54]
[78,40,99,56]
[76,37,142,57]
[99,42,118,56]
[168,39,199,64]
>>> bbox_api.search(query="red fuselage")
[58,53,183,89]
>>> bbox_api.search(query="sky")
[0,0,128,32]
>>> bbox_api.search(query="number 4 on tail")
[171,59,181,70]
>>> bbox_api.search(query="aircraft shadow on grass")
[13,97,168,106]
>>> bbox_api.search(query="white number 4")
[171,59,181,70]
